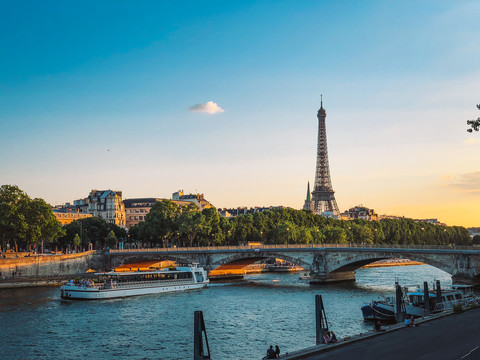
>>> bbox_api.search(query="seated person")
[266,345,276,359]
[323,332,331,344]
[409,316,415,327]
[374,321,386,332]
[329,331,338,343]
[404,318,411,327]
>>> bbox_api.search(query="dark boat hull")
[361,301,395,320]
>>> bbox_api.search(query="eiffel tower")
[311,96,339,215]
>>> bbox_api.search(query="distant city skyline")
[1,1,479,227]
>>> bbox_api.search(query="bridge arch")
[210,252,311,270]
[327,251,456,276]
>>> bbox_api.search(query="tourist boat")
[361,284,480,320]
[299,271,311,280]
[60,265,209,300]
[404,284,480,317]
[361,296,396,320]
[267,262,302,272]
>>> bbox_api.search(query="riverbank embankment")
[0,274,96,289]
[362,258,424,268]
[0,251,104,284]
[281,307,480,360]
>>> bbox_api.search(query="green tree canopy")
[128,201,472,249]
[58,216,126,250]
[0,185,64,251]
[106,230,118,249]
[472,235,480,245]
[73,233,81,251]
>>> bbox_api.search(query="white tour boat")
[60,265,209,300]
[404,284,480,317]
[361,284,480,320]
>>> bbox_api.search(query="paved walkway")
[283,308,480,360]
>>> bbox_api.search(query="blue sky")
[1,1,479,226]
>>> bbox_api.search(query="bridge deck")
[108,244,480,254]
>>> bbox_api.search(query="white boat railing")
[109,278,194,290]
[66,278,196,290]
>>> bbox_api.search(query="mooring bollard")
[315,294,329,345]
[395,281,405,323]
[436,280,442,304]
[194,311,211,360]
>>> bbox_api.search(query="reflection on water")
[0,265,456,360]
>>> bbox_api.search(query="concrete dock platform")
[282,308,480,360]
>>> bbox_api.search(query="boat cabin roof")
[95,267,200,276]
[408,289,464,297]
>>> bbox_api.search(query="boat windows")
[195,272,204,282]
[455,294,462,300]
[98,271,194,284]
[409,295,424,306]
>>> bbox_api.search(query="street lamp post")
[286,228,290,247]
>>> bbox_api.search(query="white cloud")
[440,174,455,181]
[447,171,480,194]
[189,101,224,114]
[464,137,480,144]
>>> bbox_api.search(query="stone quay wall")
[0,251,105,278]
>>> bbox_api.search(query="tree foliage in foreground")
[467,104,480,133]
[128,200,471,248]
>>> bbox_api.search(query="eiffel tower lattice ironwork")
[311,96,340,215]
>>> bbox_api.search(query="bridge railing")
[108,243,479,253]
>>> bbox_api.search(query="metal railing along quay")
[108,244,480,254]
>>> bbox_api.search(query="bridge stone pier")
[107,245,480,285]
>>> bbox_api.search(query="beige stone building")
[53,210,92,226]
[124,198,158,229]
[341,205,378,221]
[172,190,214,210]
[82,190,126,227]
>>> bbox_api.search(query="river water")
[0,265,454,360]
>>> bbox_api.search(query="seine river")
[0,265,453,360]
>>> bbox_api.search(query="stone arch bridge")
[106,245,480,285]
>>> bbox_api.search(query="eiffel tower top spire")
[318,94,326,117]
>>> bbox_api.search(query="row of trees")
[128,200,472,247]
[0,185,127,252]
[0,185,65,251]
[58,217,127,251]
[0,185,473,252]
